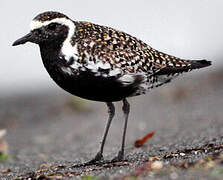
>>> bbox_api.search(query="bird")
[13,11,211,165]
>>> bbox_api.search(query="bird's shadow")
[71,159,130,168]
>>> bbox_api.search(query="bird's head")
[13,11,74,46]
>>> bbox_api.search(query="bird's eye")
[35,29,42,34]
[47,23,57,31]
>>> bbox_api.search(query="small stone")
[194,151,198,155]
[180,153,185,156]
[151,161,163,170]
[40,163,52,168]
[1,168,11,174]
[56,164,66,169]
[0,140,8,154]
[65,173,74,177]
[35,168,47,174]
[149,156,159,161]
[0,130,6,139]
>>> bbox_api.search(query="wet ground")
[0,67,223,179]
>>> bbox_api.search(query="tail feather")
[190,59,212,69]
[156,59,211,76]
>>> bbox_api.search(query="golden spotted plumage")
[71,21,196,77]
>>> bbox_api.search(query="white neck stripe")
[30,18,77,61]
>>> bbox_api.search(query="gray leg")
[112,98,130,162]
[89,102,115,163]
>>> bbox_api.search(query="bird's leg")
[112,98,130,162]
[87,102,115,165]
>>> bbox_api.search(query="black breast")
[39,45,139,102]
[52,70,139,102]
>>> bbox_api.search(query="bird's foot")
[72,152,104,168]
[87,152,104,165]
[111,150,124,162]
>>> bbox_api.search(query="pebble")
[0,130,6,139]
[151,161,163,170]
[1,169,11,174]
[0,140,8,154]
[180,153,185,156]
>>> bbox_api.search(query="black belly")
[40,45,140,102]
[49,69,138,102]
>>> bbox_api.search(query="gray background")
[0,1,223,178]
[1,0,223,95]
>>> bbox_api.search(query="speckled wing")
[71,21,211,91]
[72,21,165,75]
[72,22,204,74]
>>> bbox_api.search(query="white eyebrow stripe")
[30,18,77,61]
[30,18,72,31]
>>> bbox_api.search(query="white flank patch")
[118,74,135,86]
[30,18,78,61]
[85,60,112,73]
[96,61,111,69]
[85,62,97,72]
[61,67,73,75]
[101,62,111,69]
[70,61,83,69]
[109,68,122,77]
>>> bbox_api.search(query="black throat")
[39,41,64,66]
[38,40,71,90]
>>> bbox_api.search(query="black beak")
[12,32,35,46]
